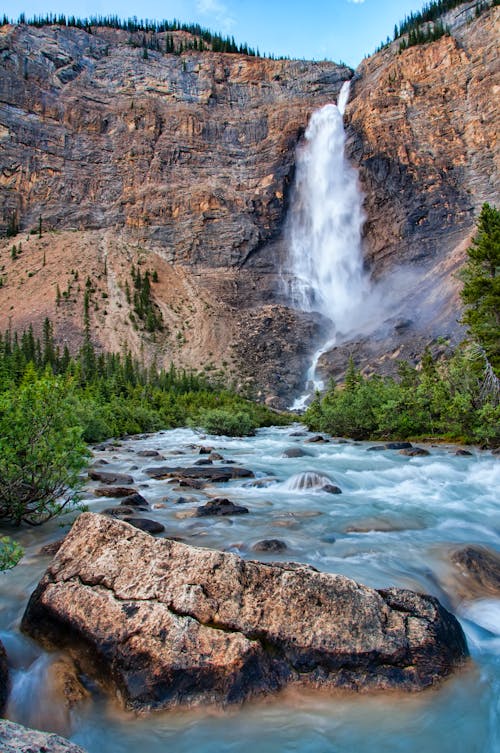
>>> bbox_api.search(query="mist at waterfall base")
[1,427,499,753]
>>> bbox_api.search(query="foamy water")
[0,426,498,753]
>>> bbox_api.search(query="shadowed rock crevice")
[22,513,469,710]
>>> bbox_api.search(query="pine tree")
[460,203,500,376]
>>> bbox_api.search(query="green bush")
[0,536,24,570]
[0,368,89,525]
[195,408,256,437]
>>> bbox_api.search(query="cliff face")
[0,5,498,405]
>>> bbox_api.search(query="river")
[1,425,499,752]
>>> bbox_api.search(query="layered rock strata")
[22,513,468,710]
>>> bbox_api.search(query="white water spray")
[287,81,369,409]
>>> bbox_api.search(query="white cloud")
[196,0,235,31]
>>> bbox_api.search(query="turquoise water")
[1,426,499,752]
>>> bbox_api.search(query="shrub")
[195,408,256,437]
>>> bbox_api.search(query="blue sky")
[5,0,426,67]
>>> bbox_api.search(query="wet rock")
[305,435,329,444]
[285,472,341,493]
[208,452,224,461]
[194,459,213,466]
[252,539,288,553]
[92,486,137,498]
[282,447,312,458]
[455,449,473,457]
[88,470,134,485]
[197,446,214,454]
[384,442,413,450]
[0,638,8,713]
[176,479,206,490]
[492,448,500,456]
[399,448,431,457]
[120,493,149,508]
[290,431,307,437]
[451,546,500,599]
[102,506,138,517]
[0,720,87,753]
[48,657,90,709]
[245,477,279,488]
[39,538,67,556]
[144,466,254,482]
[22,513,469,710]
[136,450,163,458]
[122,518,166,535]
[194,498,249,517]
[367,445,386,452]
[323,484,342,494]
[173,496,199,505]
[91,459,109,466]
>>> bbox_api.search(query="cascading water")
[286,81,369,409]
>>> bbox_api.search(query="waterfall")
[287,81,369,409]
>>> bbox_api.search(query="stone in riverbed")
[88,470,134,485]
[305,435,329,443]
[0,638,8,713]
[194,498,249,517]
[252,539,288,553]
[136,450,163,458]
[93,486,137,498]
[122,518,166,534]
[384,442,413,450]
[281,447,312,458]
[120,493,149,508]
[399,448,430,457]
[21,513,469,711]
[144,465,254,482]
[455,449,473,457]
[451,546,500,599]
[0,720,87,753]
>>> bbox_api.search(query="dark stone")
[208,452,224,461]
[176,478,206,490]
[252,539,288,553]
[194,459,213,465]
[455,449,473,456]
[305,435,329,443]
[367,445,386,452]
[136,450,163,458]
[451,546,500,597]
[93,486,137,498]
[144,466,254,482]
[384,442,413,450]
[39,538,66,556]
[102,506,139,516]
[0,639,9,713]
[194,498,249,517]
[120,493,149,508]
[323,484,343,494]
[198,446,214,454]
[173,496,199,504]
[290,431,307,437]
[123,518,166,534]
[88,470,134,485]
[282,447,312,458]
[91,458,109,466]
[399,448,430,457]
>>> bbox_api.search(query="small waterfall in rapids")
[287,81,369,410]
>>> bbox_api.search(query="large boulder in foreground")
[0,719,87,753]
[21,513,468,711]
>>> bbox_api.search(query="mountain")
[0,1,498,406]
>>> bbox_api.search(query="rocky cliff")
[0,3,498,404]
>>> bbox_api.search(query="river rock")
[0,638,8,713]
[208,452,224,461]
[93,486,137,498]
[39,538,66,556]
[122,518,166,534]
[450,546,500,599]
[102,506,138,517]
[323,484,342,494]
[282,447,312,458]
[399,448,431,457]
[194,499,249,517]
[252,539,288,553]
[136,450,163,458]
[385,442,413,450]
[120,493,149,508]
[88,470,134,485]
[455,450,473,457]
[144,466,254,482]
[22,513,469,710]
[305,435,329,444]
[0,720,88,753]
